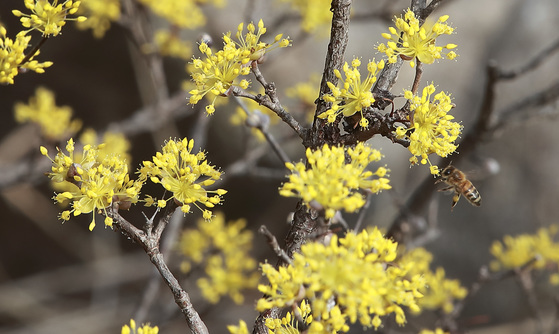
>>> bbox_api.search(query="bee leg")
[438,186,454,192]
[451,192,461,210]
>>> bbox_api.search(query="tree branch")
[108,203,209,334]
[252,4,353,332]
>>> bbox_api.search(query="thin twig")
[498,36,559,80]
[234,95,291,164]
[259,225,293,265]
[20,36,49,66]
[422,0,448,20]
[411,60,423,95]
[248,63,307,140]
[353,193,371,232]
[488,79,559,135]
[551,295,559,334]
[516,269,543,334]
[134,208,183,323]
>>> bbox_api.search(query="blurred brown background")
[1,0,559,333]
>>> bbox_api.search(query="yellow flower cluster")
[14,87,82,141]
[400,247,467,314]
[419,329,449,334]
[279,143,390,219]
[227,320,249,334]
[395,84,462,174]
[122,319,159,334]
[285,73,321,124]
[257,228,425,331]
[79,129,132,167]
[42,139,142,231]
[0,26,52,84]
[178,212,259,304]
[12,0,87,37]
[150,29,193,60]
[137,0,223,29]
[139,138,227,220]
[265,300,313,333]
[76,0,120,38]
[378,8,457,68]
[318,58,385,129]
[490,225,559,284]
[280,0,332,36]
[188,20,290,114]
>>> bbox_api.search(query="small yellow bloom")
[396,84,462,174]
[0,27,52,84]
[13,0,87,37]
[139,138,226,218]
[378,9,457,67]
[227,320,249,334]
[400,247,467,314]
[179,212,259,304]
[280,143,390,218]
[76,0,120,38]
[121,319,158,334]
[281,0,332,37]
[188,20,290,114]
[285,73,321,124]
[490,225,559,284]
[15,87,82,141]
[318,58,384,128]
[137,0,224,29]
[145,29,192,60]
[43,138,142,230]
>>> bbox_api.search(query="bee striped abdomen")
[464,183,481,206]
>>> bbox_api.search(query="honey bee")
[435,164,481,210]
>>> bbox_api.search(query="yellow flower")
[378,8,457,68]
[280,0,333,37]
[79,129,132,167]
[318,58,384,129]
[121,319,159,334]
[147,29,193,60]
[234,20,290,61]
[227,320,249,334]
[13,0,87,37]
[279,143,390,219]
[188,21,289,114]
[137,0,220,29]
[395,84,462,174]
[0,27,52,84]
[42,139,142,231]
[188,40,252,110]
[139,138,226,219]
[265,299,313,333]
[257,228,424,331]
[179,212,259,304]
[285,73,321,124]
[420,329,449,334]
[490,225,559,285]
[14,87,82,141]
[400,247,467,314]
[76,0,120,38]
